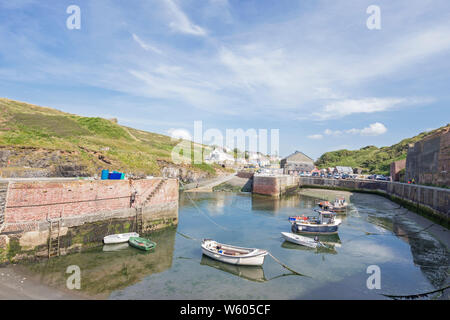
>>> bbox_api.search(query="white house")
[205,148,235,163]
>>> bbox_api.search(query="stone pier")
[0,178,178,263]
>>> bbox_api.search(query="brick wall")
[2,178,178,233]
[390,159,406,182]
[406,128,450,187]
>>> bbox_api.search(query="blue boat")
[290,211,342,235]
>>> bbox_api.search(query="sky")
[0,0,449,159]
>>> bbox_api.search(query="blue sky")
[0,0,449,159]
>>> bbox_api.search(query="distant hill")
[315,124,450,175]
[0,98,219,179]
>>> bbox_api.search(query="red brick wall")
[4,179,178,224]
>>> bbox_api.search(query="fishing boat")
[291,211,342,235]
[128,236,157,251]
[103,232,139,244]
[281,232,322,248]
[201,239,268,266]
[330,197,348,212]
[318,200,333,210]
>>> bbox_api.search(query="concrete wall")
[299,177,449,223]
[0,178,178,263]
[253,175,300,197]
[405,128,450,187]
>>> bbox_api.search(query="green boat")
[128,237,157,251]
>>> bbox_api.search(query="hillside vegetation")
[0,98,218,178]
[315,124,450,175]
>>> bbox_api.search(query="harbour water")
[20,190,449,299]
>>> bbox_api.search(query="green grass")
[0,98,219,177]
[315,124,450,175]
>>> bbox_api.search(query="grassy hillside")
[0,98,218,177]
[315,124,450,175]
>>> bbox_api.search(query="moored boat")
[281,232,322,248]
[291,211,342,235]
[331,197,348,212]
[128,236,157,251]
[103,232,139,244]
[201,239,268,266]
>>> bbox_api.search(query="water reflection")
[22,227,177,297]
[200,255,267,283]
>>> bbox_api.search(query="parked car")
[367,175,376,180]
[333,174,340,179]
[312,172,319,177]
[341,174,350,179]
[375,175,389,181]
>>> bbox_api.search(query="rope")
[179,181,230,231]
[176,231,201,241]
[381,285,450,300]
[267,252,308,277]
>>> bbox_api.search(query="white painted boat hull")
[103,232,139,244]
[281,232,320,248]
[201,240,267,266]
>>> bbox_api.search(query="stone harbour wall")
[253,175,300,197]
[0,178,178,263]
[299,177,449,224]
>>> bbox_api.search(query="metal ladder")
[135,179,166,233]
[48,219,61,258]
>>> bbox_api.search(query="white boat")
[201,239,268,266]
[103,232,139,244]
[281,232,322,248]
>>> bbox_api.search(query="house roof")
[282,151,314,163]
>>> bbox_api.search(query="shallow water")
[23,190,449,299]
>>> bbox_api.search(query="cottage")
[280,151,315,175]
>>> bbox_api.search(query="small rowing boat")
[281,232,322,248]
[201,239,268,266]
[103,232,139,244]
[128,236,157,251]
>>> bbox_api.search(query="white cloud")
[320,122,388,138]
[164,0,207,36]
[316,98,407,120]
[307,134,323,140]
[357,122,388,136]
[131,34,163,54]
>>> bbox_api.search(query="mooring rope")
[179,181,230,231]
[267,252,308,277]
[381,285,450,300]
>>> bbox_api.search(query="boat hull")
[103,232,139,244]
[201,240,267,266]
[281,232,319,248]
[201,249,266,266]
[292,223,339,235]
